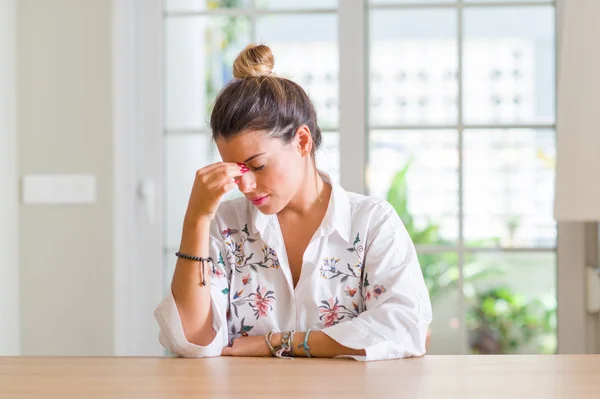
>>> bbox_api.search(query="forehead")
[216,130,281,162]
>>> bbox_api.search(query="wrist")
[182,217,211,231]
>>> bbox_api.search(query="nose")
[237,173,257,194]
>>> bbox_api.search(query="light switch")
[22,174,96,204]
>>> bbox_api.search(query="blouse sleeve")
[321,200,432,361]
[153,218,231,357]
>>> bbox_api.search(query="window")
[368,0,556,355]
[162,0,557,355]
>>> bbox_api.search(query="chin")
[256,204,280,215]
[255,199,287,215]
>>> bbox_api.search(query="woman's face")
[216,127,312,215]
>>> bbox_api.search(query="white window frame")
[112,0,164,356]
[113,0,598,355]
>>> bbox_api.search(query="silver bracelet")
[280,331,292,357]
[265,330,278,357]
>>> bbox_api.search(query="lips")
[250,195,269,206]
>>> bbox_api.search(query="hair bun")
[232,44,274,79]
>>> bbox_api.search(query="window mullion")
[339,0,368,194]
[457,0,467,355]
[249,0,257,42]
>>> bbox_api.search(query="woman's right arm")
[171,219,215,346]
[154,162,243,356]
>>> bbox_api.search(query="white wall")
[0,0,20,356]
[18,0,114,355]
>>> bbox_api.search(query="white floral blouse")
[154,172,432,361]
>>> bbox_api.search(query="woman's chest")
[223,231,368,335]
[278,220,317,289]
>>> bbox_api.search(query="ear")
[294,125,313,158]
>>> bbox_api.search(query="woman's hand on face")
[221,335,271,357]
[184,162,245,225]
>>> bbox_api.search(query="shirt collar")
[250,170,352,243]
[319,171,352,242]
[251,199,270,236]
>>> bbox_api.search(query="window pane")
[371,0,454,3]
[256,14,339,130]
[316,132,340,185]
[368,130,458,244]
[420,252,462,354]
[463,7,555,124]
[466,0,548,2]
[256,0,337,9]
[164,16,251,130]
[465,251,557,354]
[463,129,556,248]
[164,134,242,248]
[370,9,458,126]
[165,0,248,12]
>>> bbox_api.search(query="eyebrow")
[243,153,266,163]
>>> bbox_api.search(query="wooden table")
[1,355,599,398]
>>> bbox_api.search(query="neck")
[282,160,330,217]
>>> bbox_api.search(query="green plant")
[466,287,556,354]
[386,159,502,304]
[385,160,556,354]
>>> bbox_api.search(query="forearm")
[171,219,215,346]
[271,331,366,358]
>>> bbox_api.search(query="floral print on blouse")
[154,172,432,361]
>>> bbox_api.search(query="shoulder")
[343,191,414,260]
[346,191,398,224]
[343,190,409,248]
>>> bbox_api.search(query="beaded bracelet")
[175,252,213,286]
[298,328,312,358]
[264,330,278,357]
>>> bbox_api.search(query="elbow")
[391,308,431,357]
[412,317,431,356]
[176,302,218,347]
[184,327,218,347]
[158,330,223,358]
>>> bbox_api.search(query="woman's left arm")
[317,200,433,361]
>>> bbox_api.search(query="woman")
[154,44,432,361]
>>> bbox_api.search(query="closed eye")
[250,165,265,172]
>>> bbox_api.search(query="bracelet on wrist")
[175,252,213,286]
[298,329,312,358]
[265,330,278,357]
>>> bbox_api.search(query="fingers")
[198,163,244,190]
[200,162,243,179]
[205,174,241,195]
[200,161,237,174]
[221,181,237,194]
[221,347,233,356]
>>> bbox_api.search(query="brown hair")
[210,44,322,156]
